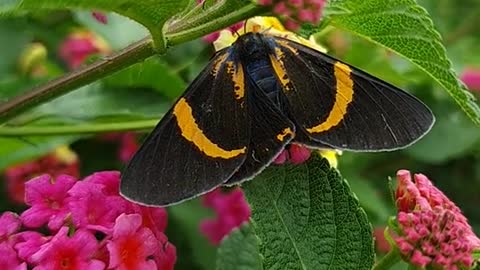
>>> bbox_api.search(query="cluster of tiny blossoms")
[4,146,79,204]
[0,171,176,270]
[393,170,480,269]
[257,0,326,30]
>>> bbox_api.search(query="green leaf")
[31,83,169,122]
[0,19,32,74]
[0,135,78,171]
[346,176,391,221]
[0,0,190,49]
[216,223,263,270]
[167,199,217,270]
[75,11,148,50]
[406,108,480,164]
[104,57,186,100]
[243,155,374,270]
[325,0,480,125]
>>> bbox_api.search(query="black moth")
[121,32,434,206]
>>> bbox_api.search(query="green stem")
[0,119,159,136]
[0,4,266,125]
[373,248,402,270]
[0,38,155,124]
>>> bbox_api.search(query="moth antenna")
[243,18,249,33]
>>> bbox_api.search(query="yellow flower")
[318,150,342,168]
[213,16,326,53]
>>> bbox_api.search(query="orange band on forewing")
[269,48,293,92]
[227,61,245,100]
[173,98,246,159]
[307,62,354,133]
[212,53,228,77]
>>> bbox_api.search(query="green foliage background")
[0,0,479,269]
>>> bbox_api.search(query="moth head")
[235,33,272,60]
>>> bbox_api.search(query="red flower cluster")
[3,147,79,204]
[200,188,251,244]
[394,170,480,269]
[0,172,175,270]
[257,0,326,30]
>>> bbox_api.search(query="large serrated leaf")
[0,0,190,48]
[242,155,374,270]
[325,0,480,125]
[216,224,263,270]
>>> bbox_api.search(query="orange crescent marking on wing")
[307,62,354,133]
[173,98,246,159]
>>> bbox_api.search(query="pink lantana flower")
[68,180,127,233]
[200,188,251,244]
[126,204,168,239]
[257,0,327,30]
[273,143,311,165]
[83,171,121,196]
[461,67,480,92]
[58,30,110,69]
[15,231,49,264]
[0,212,21,246]
[0,242,26,270]
[31,227,105,270]
[393,170,480,269]
[4,146,79,204]
[107,214,159,270]
[21,174,77,230]
[154,242,176,270]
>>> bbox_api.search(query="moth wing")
[121,50,250,206]
[270,36,434,151]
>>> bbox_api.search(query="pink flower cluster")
[200,188,251,245]
[257,0,326,30]
[4,150,79,204]
[273,144,311,165]
[394,170,480,269]
[58,31,110,69]
[461,67,480,92]
[0,172,176,270]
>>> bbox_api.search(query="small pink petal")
[0,212,21,239]
[273,149,289,164]
[288,144,311,164]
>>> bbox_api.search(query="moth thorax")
[236,33,271,63]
